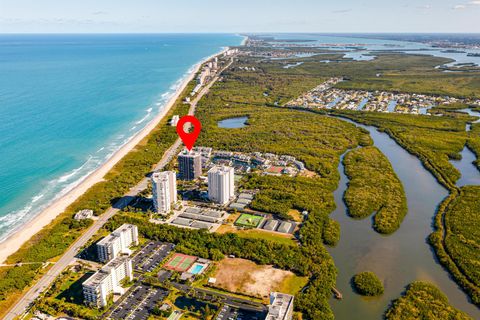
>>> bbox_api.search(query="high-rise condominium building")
[152,171,177,214]
[178,150,202,180]
[83,255,133,308]
[96,224,138,263]
[208,165,235,205]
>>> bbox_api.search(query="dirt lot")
[212,258,295,298]
[298,169,317,178]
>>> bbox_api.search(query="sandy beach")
[0,50,224,264]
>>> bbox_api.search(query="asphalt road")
[5,57,232,320]
[172,282,267,313]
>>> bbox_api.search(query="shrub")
[352,271,384,296]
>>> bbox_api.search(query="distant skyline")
[1,0,480,33]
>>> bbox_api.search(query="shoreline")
[0,48,227,264]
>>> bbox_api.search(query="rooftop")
[83,255,131,288]
[97,223,136,246]
[266,292,294,320]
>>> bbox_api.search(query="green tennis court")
[235,213,263,228]
[179,257,196,270]
[164,253,197,272]
[168,255,183,268]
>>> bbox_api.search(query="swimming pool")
[189,263,205,275]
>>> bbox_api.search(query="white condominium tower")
[83,255,133,308]
[152,171,177,214]
[96,224,139,263]
[208,165,235,204]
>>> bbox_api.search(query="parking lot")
[215,305,265,320]
[109,285,168,320]
[132,241,174,273]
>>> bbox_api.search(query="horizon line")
[1,31,480,35]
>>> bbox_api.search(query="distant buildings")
[152,171,177,214]
[74,209,93,220]
[83,255,133,308]
[208,165,235,205]
[286,77,466,115]
[266,292,294,320]
[224,48,238,56]
[97,224,139,263]
[178,150,202,180]
[198,67,210,85]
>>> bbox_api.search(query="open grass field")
[234,213,263,228]
[211,258,306,299]
[165,253,197,272]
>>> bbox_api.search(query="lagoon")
[217,116,249,129]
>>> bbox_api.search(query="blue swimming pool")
[190,264,205,274]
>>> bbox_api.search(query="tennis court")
[164,253,197,272]
[235,213,263,228]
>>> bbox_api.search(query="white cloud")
[417,4,432,9]
[453,1,480,10]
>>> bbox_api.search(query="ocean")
[0,34,242,242]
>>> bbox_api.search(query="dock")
[332,287,343,299]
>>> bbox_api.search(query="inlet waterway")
[328,117,480,319]
[450,146,480,187]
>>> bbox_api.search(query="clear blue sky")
[1,0,479,33]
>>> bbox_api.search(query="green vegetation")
[32,266,101,320]
[441,186,480,300]
[0,80,193,317]
[352,271,384,296]
[343,146,407,234]
[322,218,340,247]
[234,213,263,228]
[235,229,297,246]
[385,282,472,320]
[278,274,309,296]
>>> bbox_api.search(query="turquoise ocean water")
[0,34,242,241]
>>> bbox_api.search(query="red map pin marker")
[176,115,202,151]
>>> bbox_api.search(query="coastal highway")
[5,56,234,320]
